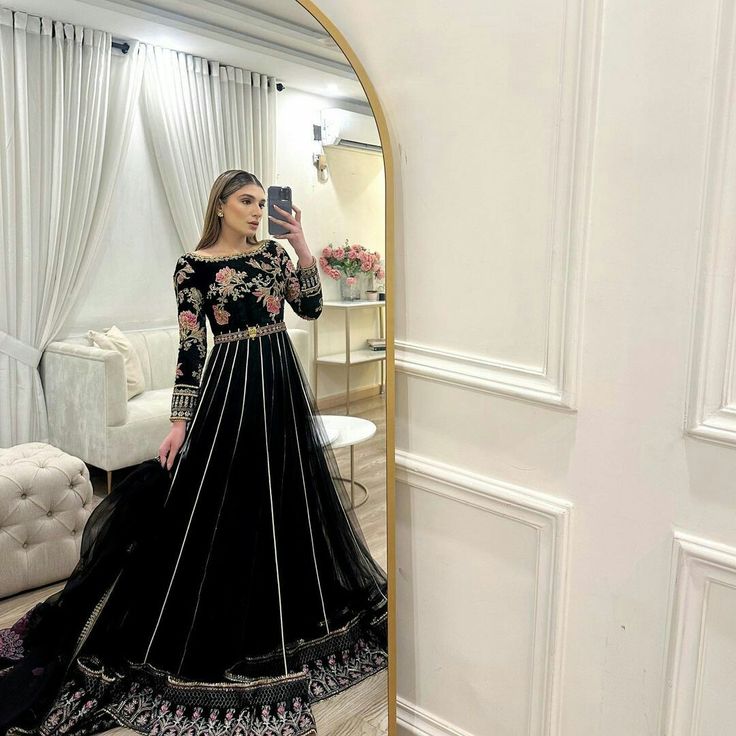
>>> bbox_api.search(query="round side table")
[316,415,376,509]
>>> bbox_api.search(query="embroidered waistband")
[213,322,287,344]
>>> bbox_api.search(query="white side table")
[314,300,386,415]
[316,415,377,509]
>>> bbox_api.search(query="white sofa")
[39,326,310,492]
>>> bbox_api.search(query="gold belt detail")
[213,322,287,344]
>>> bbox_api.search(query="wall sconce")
[312,123,329,183]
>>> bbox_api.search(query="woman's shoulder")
[172,254,200,287]
[174,252,198,272]
[177,250,223,267]
[182,250,205,262]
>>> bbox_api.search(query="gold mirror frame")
[293,2,396,731]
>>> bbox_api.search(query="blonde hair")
[195,170,266,252]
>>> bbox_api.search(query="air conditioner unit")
[320,108,381,153]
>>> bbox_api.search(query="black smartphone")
[268,186,293,236]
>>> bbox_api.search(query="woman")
[0,170,388,735]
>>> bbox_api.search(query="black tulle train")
[0,329,387,736]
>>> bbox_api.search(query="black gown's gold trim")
[295,256,320,296]
[170,384,200,422]
[186,240,269,261]
[212,321,287,344]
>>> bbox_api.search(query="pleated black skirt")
[0,329,387,736]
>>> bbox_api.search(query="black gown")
[0,239,388,736]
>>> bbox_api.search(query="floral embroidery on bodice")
[169,239,322,422]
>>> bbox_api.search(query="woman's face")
[221,183,266,236]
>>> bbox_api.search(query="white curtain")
[141,44,278,250]
[0,10,145,447]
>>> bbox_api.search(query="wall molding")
[395,0,603,411]
[397,698,476,736]
[395,450,572,736]
[685,0,736,446]
[660,531,736,734]
[395,340,575,409]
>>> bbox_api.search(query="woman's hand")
[159,421,186,470]
[269,204,313,266]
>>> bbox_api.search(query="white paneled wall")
[393,0,597,410]
[316,0,736,733]
[684,0,736,446]
[662,533,736,735]
[395,452,570,736]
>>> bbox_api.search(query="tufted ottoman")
[0,442,101,599]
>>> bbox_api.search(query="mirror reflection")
[0,2,389,734]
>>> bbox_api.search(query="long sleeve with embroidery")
[170,255,208,422]
[280,248,323,320]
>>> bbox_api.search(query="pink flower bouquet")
[319,240,384,286]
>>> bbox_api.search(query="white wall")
[60,70,384,401]
[314,0,736,734]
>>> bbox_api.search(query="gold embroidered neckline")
[188,240,269,261]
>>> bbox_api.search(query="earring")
[217,211,223,217]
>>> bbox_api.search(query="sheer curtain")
[0,10,145,447]
[141,44,278,250]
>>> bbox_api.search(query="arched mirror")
[0,1,394,734]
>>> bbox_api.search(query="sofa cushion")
[126,387,174,424]
[105,390,178,469]
[87,325,145,400]
[124,328,215,392]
